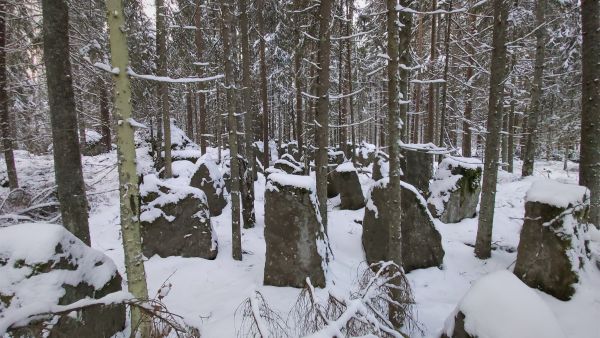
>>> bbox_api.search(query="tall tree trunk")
[0,0,17,190]
[186,85,194,140]
[220,0,242,260]
[347,0,356,161]
[507,93,515,173]
[315,0,333,232]
[474,0,509,259]
[579,0,600,228]
[439,1,452,149]
[105,0,150,334]
[239,0,256,228]
[398,1,413,144]
[425,0,438,143]
[293,0,304,157]
[156,0,172,178]
[521,0,546,177]
[194,0,207,155]
[386,0,404,327]
[42,0,90,245]
[462,9,475,157]
[99,78,111,151]
[257,0,270,168]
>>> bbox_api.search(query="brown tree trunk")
[99,78,111,151]
[220,0,242,260]
[293,0,304,157]
[474,0,509,259]
[257,0,270,168]
[439,1,453,149]
[186,85,194,140]
[522,0,546,177]
[194,0,207,155]
[0,0,17,190]
[462,9,475,157]
[156,0,172,178]
[42,0,90,244]
[239,0,256,228]
[315,0,333,231]
[579,0,600,228]
[426,0,438,143]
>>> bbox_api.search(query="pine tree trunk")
[99,78,112,151]
[474,0,509,259]
[194,0,207,155]
[439,1,452,149]
[386,0,404,328]
[186,85,194,140]
[0,0,18,190]
[398,1,413,144]
[257,0,270,169]
[239,0,256,228]
[579,0,600,228]
[507,94,515,173]
[426,0,438,144]
[462,8,475,158]
[220,0,242,260]
[293,0,304,157]
[42,0,90,245]
[521,0,546,177]
[105,0,150,333]
[315,0,333,231]
[156,0,172,178]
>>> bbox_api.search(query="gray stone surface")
[401,147,434,195]
[514,192,590,301]
[141,187,217,259]
[264,174,328,288]
[428,157,482,223]
[190,160,227,216]
[362,179,444,273]
[332,163,365,210]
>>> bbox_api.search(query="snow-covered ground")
[1,150,599,337]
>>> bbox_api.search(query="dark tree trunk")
[0,0,17,190]
[522,0,546,177]
[474,0,509,259]
[219,0,242,260]
[99,78,111,151]
[579,0,600,228]
[194,0,207,155]
[315,0,333,231]
[42,0,90,244]
[156,0,172,178]
[257,0,270,168]
[426,0,438,143]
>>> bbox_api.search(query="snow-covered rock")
[401,146,435,195]
[441,270,565,338]
[0,223,125,337]
[514,180,591,300]
[362,178,444,273]
[264,173,329,288]
[273,153,304,175]
[428,156,483,223]
[140,174,218,259]
[330,162,364,210]
[190,159,227,216]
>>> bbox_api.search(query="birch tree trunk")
[579,0,600,228]
[0,0,18,190]
[474,0,509,259]
[42,0,90,245]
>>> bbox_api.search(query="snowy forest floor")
[2,149,600,337]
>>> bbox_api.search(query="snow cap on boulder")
[442,270,565,338]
